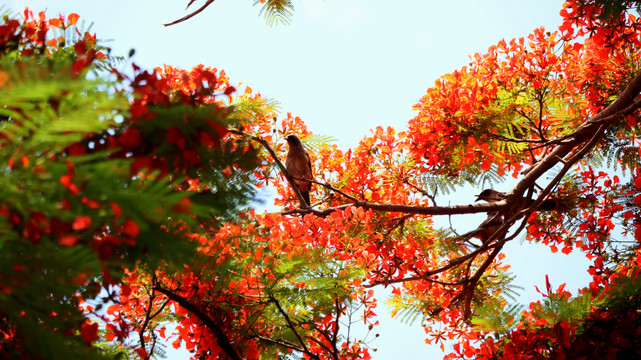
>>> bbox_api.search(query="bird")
[462,188,563,243]
[461,212,504,244]
[475,188,506,203]
[475,188,559,211]
[285,134,313,207]
[461,188,523,244]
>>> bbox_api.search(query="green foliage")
[415,163,504,199]
[302,133,337,154]
[254,0,295,26]
[601,269,641,311]
[384,294,427,326]
[229,97,280,124]
[0,46,127,359]
[530,290,598,326]
[599,128,641,175]
[0,241,104,360]
[472,303,524,333]
[472,286,604,337]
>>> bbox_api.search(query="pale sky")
[7,1,592,359]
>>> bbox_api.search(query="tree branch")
[164,0,216,26]
[279,199,509,217]
[510,69,641,202]
[255,335,306,353]
[152,284,242,360]
[269,296,319,359]
[462,241,505,319]
[305,177,360,202]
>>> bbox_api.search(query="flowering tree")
[2,1,641,359]
[0,8,261,359]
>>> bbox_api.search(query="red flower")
[59,234,79,246]
[121,219,140,238]
[80,322,99,344]
[67,13,80,26]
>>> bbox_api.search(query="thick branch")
[510,69,641,201]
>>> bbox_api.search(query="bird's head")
[475,189,505,202]
[285,134,302,146]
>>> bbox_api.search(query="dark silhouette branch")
[165,0,216,26]
[510,69,641,202]
[305,177,360,202]
[152,284,242,360]
[279,199,508,217]
[255,335,306,352]
[462,241,506,319]
[138,284,170,359]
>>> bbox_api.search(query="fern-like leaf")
[254,0,294,26]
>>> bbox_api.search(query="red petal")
[67,13,80,25]
[59,234,78,246]
[122,219,140,238]
[80,322,99,344]
[72,215,92,231]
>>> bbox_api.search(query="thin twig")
[164,0,216,26]
[300,177,360,202]
[270,296,319,359]
[255,335,306,352]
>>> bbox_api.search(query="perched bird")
[461,212,504,244]
[475,188,559,211]
[464,188,563,244]
[285,135,313,207]
[475,189,506,203]
[462,189,510,244]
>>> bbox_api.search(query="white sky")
[7,1,593,359]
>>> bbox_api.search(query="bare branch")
[164,0,216,26]
[305,177,360,202]
[153,284,242,360]
[255,335,306,352]
[278,199,508,217]
[462,242,505,319]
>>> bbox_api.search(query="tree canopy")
[2,1,641,359]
